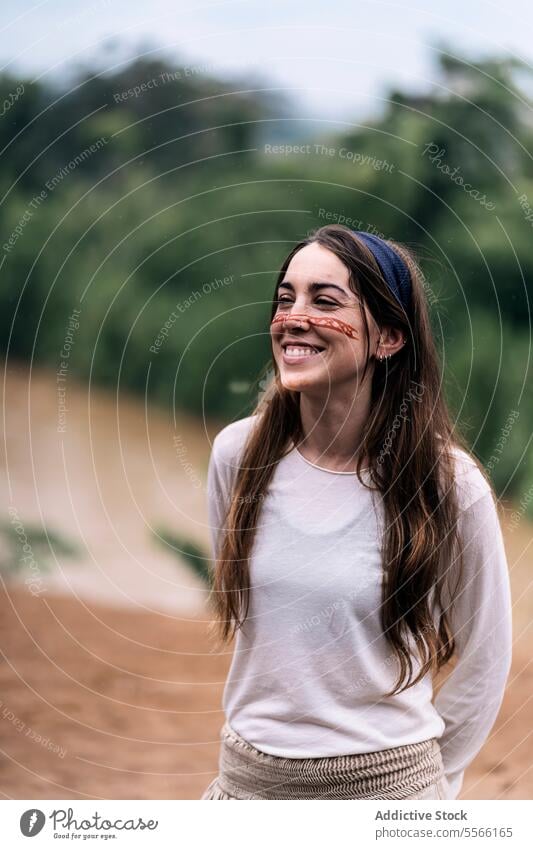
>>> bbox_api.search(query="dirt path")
[1,360,220,615]
[0,586,230,800]
[0,586,530,800]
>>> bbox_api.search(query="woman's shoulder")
[211,414,258,467]
[447,443,494,512]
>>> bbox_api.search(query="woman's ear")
[376,326,406,360]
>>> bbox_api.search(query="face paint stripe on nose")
[270,312,359,341]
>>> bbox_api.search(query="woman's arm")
[206,435,231,563]
[205,416,255,563]
[433,490,513,798]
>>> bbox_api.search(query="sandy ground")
[0,585,531,800]
[0,360,220,616]
[0,585,229,799]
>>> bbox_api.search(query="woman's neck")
[297,383,372,473]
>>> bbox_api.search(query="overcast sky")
[2,0,533,121]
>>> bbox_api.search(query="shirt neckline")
[291,443,369,476]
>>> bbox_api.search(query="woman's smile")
[282,342,326,364]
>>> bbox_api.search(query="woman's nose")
[283,311,310,329]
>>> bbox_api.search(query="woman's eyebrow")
[277,280,353,301]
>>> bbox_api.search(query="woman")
[201,224,513,800]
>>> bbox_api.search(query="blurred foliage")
[153,527,210,585]
[0,518,81,576]
[0,47,532,499]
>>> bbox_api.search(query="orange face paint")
[270,311,359,341]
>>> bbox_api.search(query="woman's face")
[271,242,380,394]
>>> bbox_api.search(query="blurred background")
[0,0,531,800]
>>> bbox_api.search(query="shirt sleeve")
[433,490,513,798]
[206,436,231,564]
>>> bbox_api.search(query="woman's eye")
[276,297,337,307]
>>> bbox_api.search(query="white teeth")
[285,346,321,357]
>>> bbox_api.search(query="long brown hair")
[209,223,489,696]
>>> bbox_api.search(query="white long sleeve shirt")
[206,415,513,799]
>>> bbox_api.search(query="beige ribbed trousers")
[201,721,451,800]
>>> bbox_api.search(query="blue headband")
[352,231,412,311]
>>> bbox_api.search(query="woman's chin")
[279,365,327,392]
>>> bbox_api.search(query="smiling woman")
[202,224,512,801]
